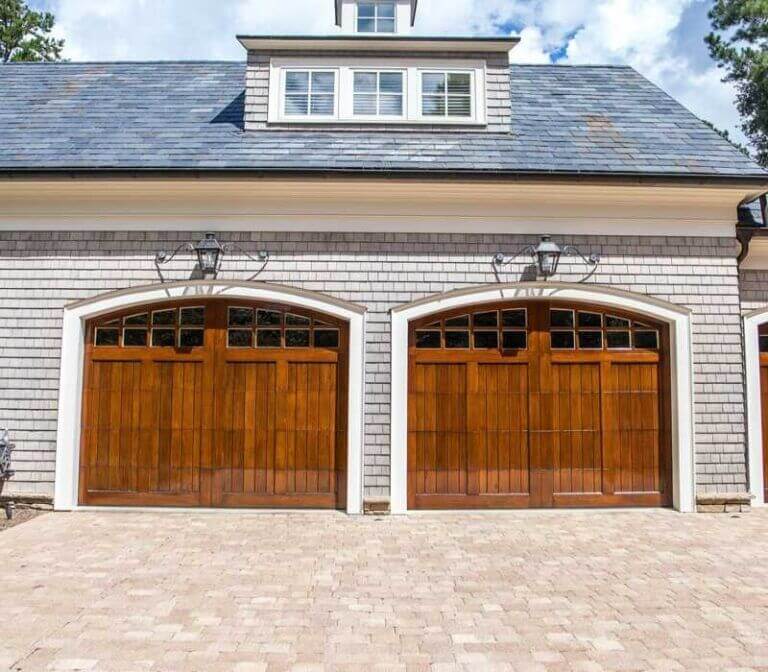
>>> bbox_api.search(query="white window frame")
[269,57,487,125]
[280,68,339,121]
[356,0,397,34]
[418,69,476,123]
[351,68,407,121]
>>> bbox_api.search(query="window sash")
[353,71,404,117]
[283,70,337,117]
[357,1,396,33]
[421,71,473,119]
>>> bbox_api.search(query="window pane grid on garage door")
[415,308,528,352]
[226,306,340,350]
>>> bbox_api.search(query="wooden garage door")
[79,300,348,509]
[408,302,672,509]
[759,325,768,503]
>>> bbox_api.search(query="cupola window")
[357,1,396,33]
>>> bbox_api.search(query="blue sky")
[30,0,746,145]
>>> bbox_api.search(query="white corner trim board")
[744,308,767,506]
[53,280,367,515]
[389,282,697,514]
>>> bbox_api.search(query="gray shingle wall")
[739,269,768,313]
[0,231,747,498]
[245,49,512,133]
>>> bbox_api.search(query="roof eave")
[1,166,766,188]
[236,35,520,53]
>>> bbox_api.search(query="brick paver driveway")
[2,509,768,671]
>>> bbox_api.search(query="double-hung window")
[421,71,473,119]
[284,70,336,117]
[357,1,396,33]
[353,71,404,117]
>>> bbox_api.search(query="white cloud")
[510,26,551,64]
[41,0,747,144]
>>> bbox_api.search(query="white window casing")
[269,57,487,125]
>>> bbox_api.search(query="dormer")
[238,0,518,131]
[335,0,418,35]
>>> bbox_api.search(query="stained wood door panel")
[606,363,662,496]
[760,363,768,503]
[80,300,348,509]
[81,359,205,506]
[470,364,530,496]
[276,362,337,496]
[408,300,672,509]
[548,363,602,496]
[217,362,276,497]
[409,363,467,497]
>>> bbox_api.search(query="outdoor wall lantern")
[155,233,269,277]
[493,235,600,280]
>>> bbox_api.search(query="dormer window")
[422,72,473,119]
[353,71,404,116]
[284,70,337,118]
[270,59,486,125]
[357,1,396,33]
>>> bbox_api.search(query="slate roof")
[0,60,765,180]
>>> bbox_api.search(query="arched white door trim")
[390,282,696,514]
[744,307,768,506]
[54,280,366,514]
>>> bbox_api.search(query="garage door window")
[550,308,660,351]
[227,306,340,349]
[414,309,528,351]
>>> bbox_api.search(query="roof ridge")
[0,60,245,65]
[510,63,634,69]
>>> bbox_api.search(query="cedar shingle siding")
[0,232,747,498]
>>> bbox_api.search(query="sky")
[30,0,746,145]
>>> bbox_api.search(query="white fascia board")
[238,36,518,53]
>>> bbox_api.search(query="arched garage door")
[408,301,672,509]
[79,300,348,509]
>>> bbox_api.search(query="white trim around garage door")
[53,280,367,514]
[389,282,696,514]
[744,308,767,507]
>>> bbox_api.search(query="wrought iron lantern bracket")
[154,234,269,278]
[493,235,600,280]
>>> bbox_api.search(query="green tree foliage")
[0,0,64,63]
[706,0,768,166]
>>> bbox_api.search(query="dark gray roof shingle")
[0,61,765,179]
